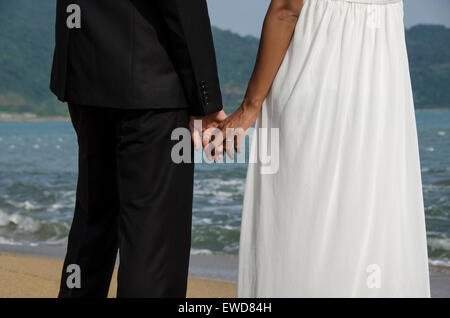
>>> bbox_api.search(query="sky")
[206,0,450,37]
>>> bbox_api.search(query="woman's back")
[238,0,430,297]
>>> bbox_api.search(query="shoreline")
[0,252,236,298]
[0,116,69,123]
[1,243,449,298]
[0,243,238,283]
[0,244,237,298]
[0,108,449,123]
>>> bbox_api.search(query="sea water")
[0,110,449,268]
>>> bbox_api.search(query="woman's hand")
[215,101,261,159]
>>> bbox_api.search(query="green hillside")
[406,25,450,109]
[0,0,449,117]
[0,0,62,115]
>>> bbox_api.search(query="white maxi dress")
[237,0,430,297]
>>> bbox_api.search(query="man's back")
[53,0,225,299]
[51,0,222,116]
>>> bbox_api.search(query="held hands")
[215,103,260,160]
[189,102,260,161]
[189,109,227,157]
[190,0,298,160]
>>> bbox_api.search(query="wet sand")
[0,244,448,298]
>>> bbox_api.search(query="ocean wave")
[0,236,23,246]
[223,242,239,254]
[428,237,450,251]
[0,209,41,232]
[193,218,213,225]
[422,167,450,174]
[429,258,450,268]
[39,237,68,246]
[220,224,237,230]
[194,178,245,202]
[423,184,450,193]
[0,209,70,240]
[191,249,214,255]
[6,200,42,211]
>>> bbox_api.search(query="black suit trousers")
[58,104,194,298]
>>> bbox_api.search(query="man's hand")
[189,110,227,152]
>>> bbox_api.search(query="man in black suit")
[51,0,225,298]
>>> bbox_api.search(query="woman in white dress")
[216,0,430,297]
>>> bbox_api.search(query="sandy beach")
[0,244,449,298]
[0,244,237,298]
[0,252,236,298]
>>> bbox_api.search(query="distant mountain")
[212,27,259,109]
[406,25,450,109]
[0,0,61,115]
[0,0,449,117]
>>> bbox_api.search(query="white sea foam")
[0,209,11,226]
[220,225,239,231]
[423,184,450,193]
[0,236,23,246]
[8,214,41,232]
[223,242,239,254]
[194,178,245,201]
[42,237,67,245]
[0,209,41,232]
[191,249,213,255]
[199,218,212,224]
[61,190,76,198]
[7,200,41,210]
[428,237,450,251]
[48,203,71,211]
[429,258,450,267]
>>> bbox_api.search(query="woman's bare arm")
[244,0,303,109]
[217,0,303,158]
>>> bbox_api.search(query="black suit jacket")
[50,0,223,116]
